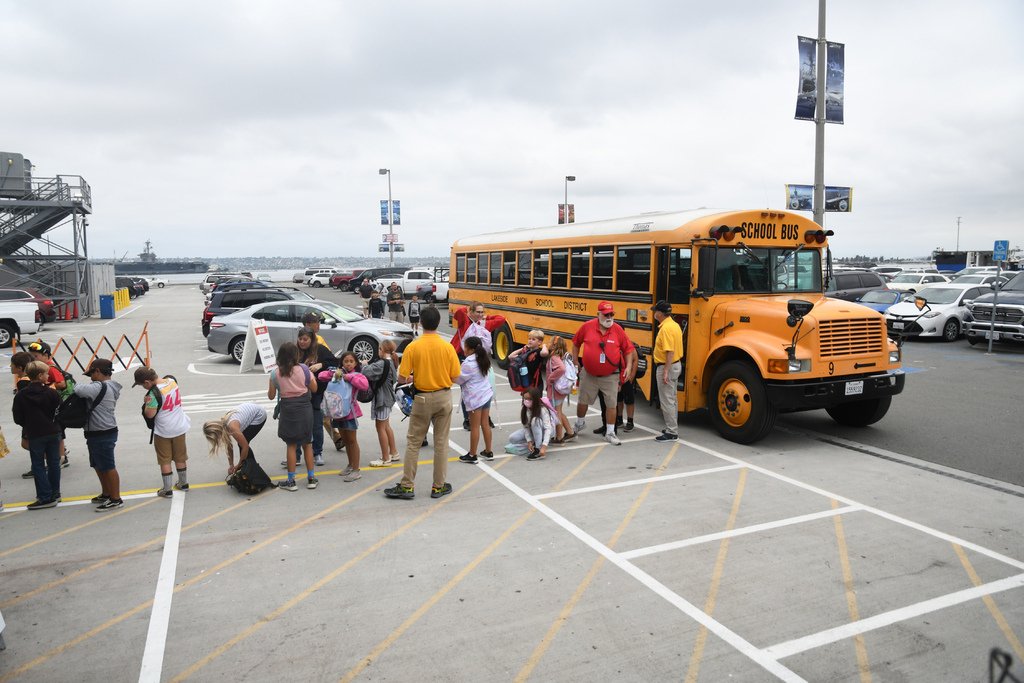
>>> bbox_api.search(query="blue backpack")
[323,377,353,419]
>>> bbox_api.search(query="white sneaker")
[314,457,325,467]
[575,419,586,433]
[605,432,621,446]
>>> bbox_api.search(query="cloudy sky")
[6,0,1022,259]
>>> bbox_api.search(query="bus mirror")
[786,299,814,327]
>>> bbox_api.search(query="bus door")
[654,246,692,395]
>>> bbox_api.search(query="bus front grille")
[818,318,885,357]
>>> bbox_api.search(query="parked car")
[129,277,149,293]
[871,266,904,278]
[0,287,57,323]
[207,299,414,364]
[210,279,269,294]
[329,269,366,290]
[292,272,306,283]
[306,272,335,288]
[887,272,950,293]
[302,267,339,286]
[965,272,1024,345]
[115,276,145,298]
[825,270,890,302]
[144,277,168,288]
[201,273,247,294]
[0,301,42,345]
[949,274,1010,288]
[348,266,408,292]
[399,268,449,302]
[885,283,991,341]
[256,273,273,282]
[950,266,1001,280]
[202,287,313,336]
[853,289,907,314]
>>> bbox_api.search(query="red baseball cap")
[597,302,614,315]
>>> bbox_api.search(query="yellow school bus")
[449,208,904,444]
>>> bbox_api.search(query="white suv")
[306,272,335,287]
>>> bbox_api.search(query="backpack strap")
[85,382,108,429]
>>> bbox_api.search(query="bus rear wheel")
[825,396,891,427]
[708,361,777,444]
[493,323,514,370]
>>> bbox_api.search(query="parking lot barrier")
[114,288,131,311]
[13,322,151,375]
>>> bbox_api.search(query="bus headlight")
[768,358,810,373]
[889,350,900,363]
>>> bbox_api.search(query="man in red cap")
[572,302,636,445]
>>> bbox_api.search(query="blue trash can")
[99,294,115,319]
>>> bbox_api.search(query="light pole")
[379,168,393,267]
[564,175,575,224]
[955,216,962,253]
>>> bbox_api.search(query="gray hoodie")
[75,379,122,432]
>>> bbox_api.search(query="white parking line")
[138,490,186,682]
[620,505,862,560]
[536,464,743,500]
[763,573,1024,660]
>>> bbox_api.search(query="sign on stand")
[986,240,1009,353]
[238,318,278,373]
[993,240,1009,262]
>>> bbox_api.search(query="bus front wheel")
[825,397,891,427]
[493,323,514,369]
[708,361,777,444]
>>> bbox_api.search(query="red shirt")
[572,318,634,377]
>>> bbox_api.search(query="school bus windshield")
[713,245,821,294]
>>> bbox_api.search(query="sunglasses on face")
[599,312,615,318]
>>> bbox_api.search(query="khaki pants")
[656,361,682,435]
[401,389,452,490]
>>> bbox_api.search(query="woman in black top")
[297,328,336,467]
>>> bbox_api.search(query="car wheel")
[230,336,246,363]
[349,336,379,365]
[707,360,777,444]
[313,281,323,288]
[942,318,960,342]
[0,323,16,346]
[157,282,165,288]
[826,396,892,427]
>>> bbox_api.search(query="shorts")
[334,417,359,431]
[86,430,118,472]
[409,316,420,324]
[154,433,189,466]
[618,380,635,405]
[578,370,619,407]
[550,394,565,408]
[467,398,492,413]
[372,405,393,421]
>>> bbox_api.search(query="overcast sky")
[5,0,1022,260]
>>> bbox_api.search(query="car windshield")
[714,246,822,293]
[891,274,921,283]
[914,288,962,304]
[317,301,363,323]
[860,290,899,303]
[955,275,987,284]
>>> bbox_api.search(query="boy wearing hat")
[135,367,191,498]
[76,358,124,511]
[651,300,684,441]
[27,340,70,470]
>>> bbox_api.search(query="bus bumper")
[764,371,905,412]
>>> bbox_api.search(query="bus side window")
[668,248,691,302]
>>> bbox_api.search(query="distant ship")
[114,240,209,275]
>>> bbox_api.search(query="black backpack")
[228,456,275,495]
[55,383,108,429]
[507,348,542,393]
[356,361,393,404]
[142,375,177,436]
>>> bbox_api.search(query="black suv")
[965,271,1024,345]
[115,276,146,299]
[348,266,408,292]
[825,270,889,302]
[202,287,313,336]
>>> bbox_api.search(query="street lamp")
[564,175,575,224]
[379,168,393,266]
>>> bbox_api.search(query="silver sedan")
[207,299,414,364]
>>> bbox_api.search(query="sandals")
[369,459,395,467]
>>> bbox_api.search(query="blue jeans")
[311,407,324,457]
[29,434,61,502]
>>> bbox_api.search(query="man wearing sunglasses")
[572,302,636,445]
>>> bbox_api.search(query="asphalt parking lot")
[1,284,1022,682]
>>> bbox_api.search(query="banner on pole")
[380,200,389,225]
[794,36,817,121]
[786,184,852,212]
[392,200,400,225]
[825,41,845,124]
[558,204,575,224]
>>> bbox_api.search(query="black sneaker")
[384,483,415,500]
[480,450,494,461]
[27,499,58,510]
[61,455,70,469]
[279,479,298,492]
[655,432,678,442]
[593,426,606,435]
[430,482,453,499]
[174,482,189,491]
[52,493,61,503]
[95,498,124,512]
[622,420,635,433]
[459,454,479,464]
[22,469,35,479]
[421,439,429,448]
[526,451,546,461]
[91,494,110,504]
[463,419,470,431]
[488,418,496,428]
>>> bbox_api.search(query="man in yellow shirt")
[385,306,461,500]
[651,300,684,441]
